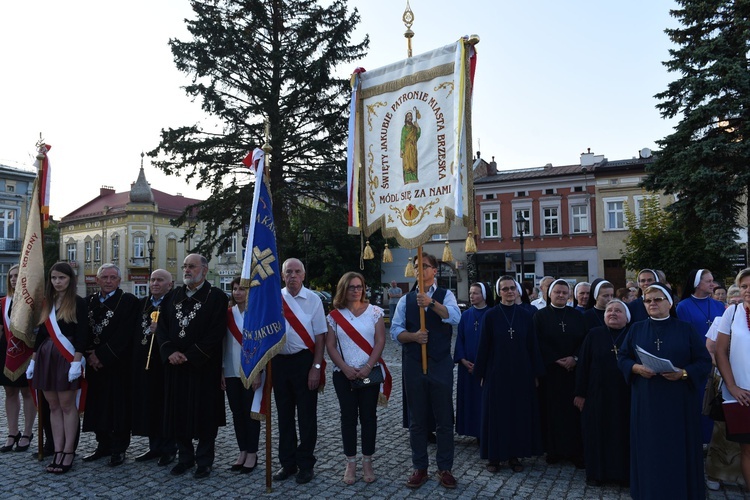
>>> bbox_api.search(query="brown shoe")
[406,469,428,488]
[437,469,457,489]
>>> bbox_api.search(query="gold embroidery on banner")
[366,102,388,131]
[366,145,378,214]
[390,199,440,227]
[361,63,454,99]
[434,81,454,97]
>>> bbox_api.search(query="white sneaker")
[706,479,721,491]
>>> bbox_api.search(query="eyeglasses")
[182,264,204,270]
[499,286,516,292]
[347,285,364,291]
[413,264,435,270]
[643,297,669,304]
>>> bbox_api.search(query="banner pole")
[265,362,273,492]
[35,143,46,460]
[417,247,427,374]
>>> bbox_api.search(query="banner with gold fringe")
[346,38,477,248]
[239,148,286,418]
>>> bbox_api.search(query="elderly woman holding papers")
[617,283,711,499]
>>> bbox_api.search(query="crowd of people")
[2,255,750,498]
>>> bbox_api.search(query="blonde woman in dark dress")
[27,262,88,473]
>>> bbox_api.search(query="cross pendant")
[611,345,619,357]
[654,338,663,351]
[706,319,713,326]
[559,321,566,332]
[508,327,515,339]
[474,320,478,330]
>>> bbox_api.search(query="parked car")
[314,290,332,314]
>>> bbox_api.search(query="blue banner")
[240,148,286,389]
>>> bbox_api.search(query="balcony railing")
[0,239,21,252]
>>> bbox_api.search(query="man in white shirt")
[531,276,554,310]
[272,258,327,485]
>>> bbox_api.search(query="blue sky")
[0,0,679,218]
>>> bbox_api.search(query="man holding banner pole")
[390,252,460,489]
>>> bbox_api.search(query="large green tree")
[149,0,368,259]
[643,0,750,279]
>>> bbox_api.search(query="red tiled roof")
[61,188,203,222]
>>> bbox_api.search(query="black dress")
[575,324,630,482]
[533,304,586,462]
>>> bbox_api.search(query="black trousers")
[332,371,379,456]
[225,377,260,453]
[272,350,317,471]
[176,430,217,468]
[403,355,454,470]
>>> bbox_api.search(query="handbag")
[335,328,383,390]
[702,370,725,421]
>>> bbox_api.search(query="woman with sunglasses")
[618,283,711,499]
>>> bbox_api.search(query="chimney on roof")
[100,186,115,196]
[580,148,605,167]
[489,156,497,176]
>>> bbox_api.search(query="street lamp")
[302,227,311,285]
[515,214,526,283]
[147,234,155,277]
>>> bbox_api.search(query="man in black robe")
[131,269,176,466]
[533,279,586,468]
[157,254,227,479]
[82,264,140,466]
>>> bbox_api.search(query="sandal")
[46,451,63,472]
[362,455,375,483]
[0,432,20,453]
[343,456,356,485]
[54,452,75,474]
[486,462,500,473]
[509,457,524,473]
[16,433,33,452]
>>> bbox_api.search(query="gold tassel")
[382,243,393,263]
[404,256,415,277]
[465,231,477,253]
[363,240,374,260]
[442,241,453,262]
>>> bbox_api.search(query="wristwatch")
[428,299,436,308]
[313,363,322,370]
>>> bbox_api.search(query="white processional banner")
[348,39,476,248]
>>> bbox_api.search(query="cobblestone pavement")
[0,330,747,499]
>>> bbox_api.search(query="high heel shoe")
[362,456,376,483]
[0,433,20,452]
[343,456,356,485]
[15,433,33,452]
[240,456,258,474]
[54,452,75,474]
[46,451,63,472]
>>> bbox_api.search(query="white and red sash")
[227,305,268,415]
[329,309,392,404]
[227,306,243,345]
[45,308,87,411]
[282,294,326,390]
[2,297,32,380]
